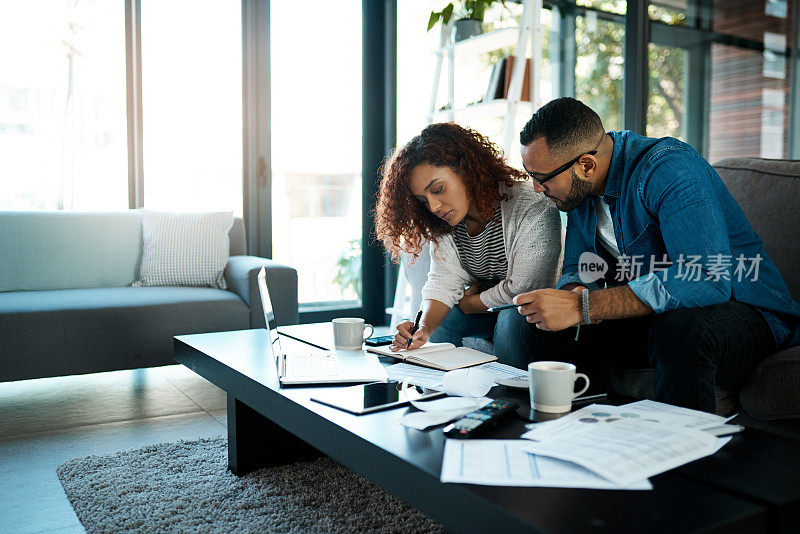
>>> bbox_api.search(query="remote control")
[443,399,520,439]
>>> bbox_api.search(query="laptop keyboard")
[286,351,339,377]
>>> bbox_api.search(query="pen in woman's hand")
[407,310,423,349]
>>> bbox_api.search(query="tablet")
[310,380,444,415]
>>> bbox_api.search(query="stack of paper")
[440,400,736,490]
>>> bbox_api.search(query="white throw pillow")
[133,211,234,289]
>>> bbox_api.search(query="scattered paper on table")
[478,361,529,380]
[440,439,651,490]
[441,368,495,397]
[386,363,445,389]
[523,418,722,487]
[522,401,731,442]
[624,399,732,428]
[386,361,527,391]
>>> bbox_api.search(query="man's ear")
[580,154,598,178]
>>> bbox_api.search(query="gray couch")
[0,211,298,382]
[463,157,800,439]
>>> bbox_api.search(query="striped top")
[453,207,507,283]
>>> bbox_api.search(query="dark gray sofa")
[464,157,800,439]
[0,211,297,382]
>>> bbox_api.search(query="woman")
[375,122,562,368]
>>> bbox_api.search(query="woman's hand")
[463,283,481,296]
[391,321,431,350]
[457,284,488,314]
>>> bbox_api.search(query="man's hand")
[391,321,431,350]
[513,289,582,331]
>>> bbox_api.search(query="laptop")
[256,268,387,386]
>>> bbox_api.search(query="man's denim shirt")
[556,130,800,349]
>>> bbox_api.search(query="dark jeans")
[521,300,777,414]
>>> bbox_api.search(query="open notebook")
[366,342,496,371]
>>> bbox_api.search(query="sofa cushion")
[134,211,233,289]
[0,287,249,381]
[0,211,143,292]
[0,212,249,293]
[713,157,800,301]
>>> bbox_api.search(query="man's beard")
[554,169,593,212]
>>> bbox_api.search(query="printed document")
[522,401,730,442]
[440,439,651,490]
[524,418,722,486]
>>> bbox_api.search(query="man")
[513,97,800,413]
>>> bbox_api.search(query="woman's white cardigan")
[421,180,564,309]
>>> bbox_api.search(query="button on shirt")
[556,131,800,348]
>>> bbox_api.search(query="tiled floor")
[0,365,227,534]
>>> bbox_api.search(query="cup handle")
[362,324,374,341]
[572,373,590,399]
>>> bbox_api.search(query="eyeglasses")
[526,150,597,186]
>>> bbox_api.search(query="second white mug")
[332,318,374,350]
[528,361,590,413]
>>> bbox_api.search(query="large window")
[140,2,242,214]
[646,42,685,139]
[270,0,363,307]
[575,11,625,131]
[0,1,127,210]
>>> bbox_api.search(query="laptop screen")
[256,267,283,359]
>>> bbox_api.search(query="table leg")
[226,393,322,476]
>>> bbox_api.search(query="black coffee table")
[174,328,800,533]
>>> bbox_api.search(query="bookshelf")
[427,0,543,154]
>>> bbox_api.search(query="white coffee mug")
[528,361,590,413]
[332,318,374,350]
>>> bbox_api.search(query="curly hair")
[374,122,526,263]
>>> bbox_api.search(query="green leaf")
[472,2,486,20]
[442,3,454,25]
[427,11,441,32]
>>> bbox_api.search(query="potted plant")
[427,0,506,41]
[332,238,362,299]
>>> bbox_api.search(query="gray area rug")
[57,436,444,533]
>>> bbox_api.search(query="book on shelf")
[483,56,533,104]
[366,342,497,371]
[484,60,505,102]
[503,56,532,102]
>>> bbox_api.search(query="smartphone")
[310,380,443,414]
[364,334,395,346]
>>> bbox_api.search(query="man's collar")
[601,131,624,201]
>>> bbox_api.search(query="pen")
[703,424,745,437]
[573,393,607,403]
[407,310,423,349]
[486,303,518,312]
